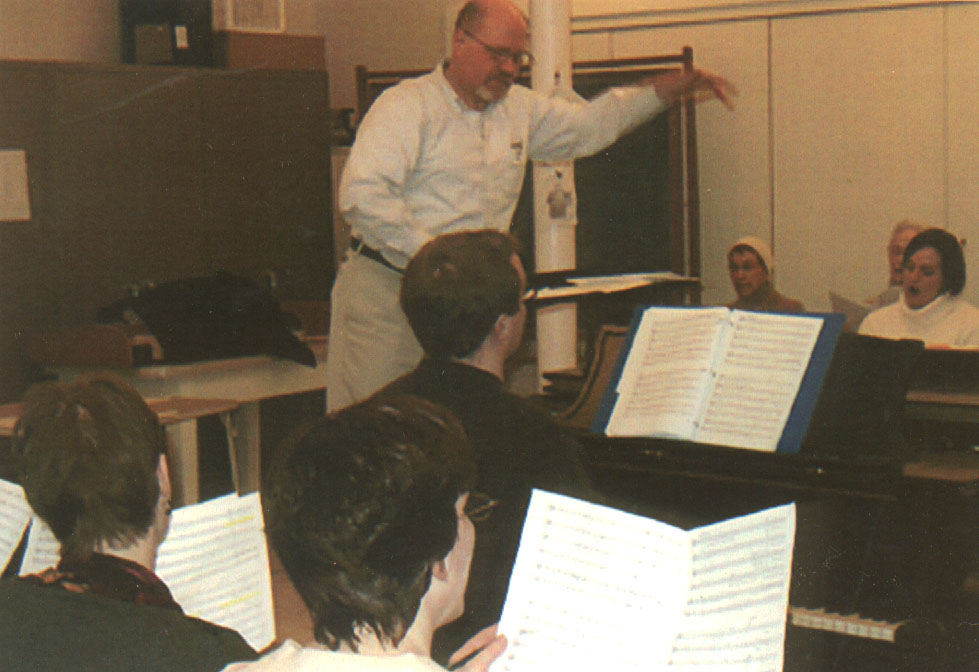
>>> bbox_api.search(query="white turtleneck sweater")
[858,292,979,348]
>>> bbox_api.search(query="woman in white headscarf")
[726,236,805,313]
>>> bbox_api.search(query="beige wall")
[566,1,979,310]
[0,0,121,62]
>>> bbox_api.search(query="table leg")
[230,402,261,495]
[165,420,199,506]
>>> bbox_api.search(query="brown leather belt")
[350,238,403,273]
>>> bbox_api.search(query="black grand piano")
[557,331,979,671]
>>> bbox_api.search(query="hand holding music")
[448,625,507,672]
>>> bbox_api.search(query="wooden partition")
[0,61,334,401]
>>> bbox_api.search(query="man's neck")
[455,348,505,381]
[442,62,489,111]
[347,623,433,660]
[95,536,159,572]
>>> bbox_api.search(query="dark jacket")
[0,574,257,672]
[729,283,805,313]
[376,358,591,662]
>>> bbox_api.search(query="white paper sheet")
[697,311,821,451]
[19,516,60,576]
[156,492,275,651]
[535,272,696,301]
[493,491,795,672]
[0,479,32,573]
[606,307,728,438]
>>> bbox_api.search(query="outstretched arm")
[645,67,737,110]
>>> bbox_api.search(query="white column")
[530,0,578,385]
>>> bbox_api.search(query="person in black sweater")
[1,376,256,672]
[375,230,591,663]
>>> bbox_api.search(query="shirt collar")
[899,291,953,318]
[27,552,183,612]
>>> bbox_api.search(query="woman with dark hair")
[223,395,505,672]
[0,376,256,672]
[859,228,979,347]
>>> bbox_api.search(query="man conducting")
[327,0,735,410]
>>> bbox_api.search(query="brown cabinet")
[0,61,334,400]
[212,32,325,71]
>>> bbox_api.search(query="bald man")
[327,0,735,411]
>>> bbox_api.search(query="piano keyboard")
[788,606,905,643]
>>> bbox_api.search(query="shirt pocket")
[485,129,528,206]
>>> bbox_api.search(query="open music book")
[493,490,796,672]
[1,485,274,651]
[0,479,32,574]
[595,306,844,453]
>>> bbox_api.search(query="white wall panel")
[612,21,771,305]
[772,6,947,311]
[571,31,611,60]
[946,3,979,301]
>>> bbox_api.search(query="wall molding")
[571,0,957,31]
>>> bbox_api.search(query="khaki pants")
[325,252,423,411]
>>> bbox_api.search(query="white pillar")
[530,0,577,385]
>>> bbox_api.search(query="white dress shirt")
[339,63,666,269]
[222,640,445,672]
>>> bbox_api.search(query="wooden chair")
[556,325,629,431]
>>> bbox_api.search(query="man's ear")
[432,558,449,582]
[157,454,172,503]
[491,313,509,340]
[493,311,519,344]
[451,28,467,50]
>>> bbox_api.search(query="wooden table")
[47,336,329,503]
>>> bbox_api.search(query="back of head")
[265,395,476,650]
[904,227,966,295]
[400,230,522,359]
[11,376,166,561]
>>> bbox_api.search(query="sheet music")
[494,490,689,672]
[828,291,871,330]
[0,479,32,573]
[534,272,695,301]
[156,492,275,651]
[697,312,822,451]
[671,504,796,671]
[606,308,728,438]
[18,492,275,651]
[493,491,795,672]
[19,516,60,575]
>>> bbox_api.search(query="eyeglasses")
[463,29,534,68]
[464,491,500,523]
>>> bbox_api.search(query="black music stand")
[802,332,925,459]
